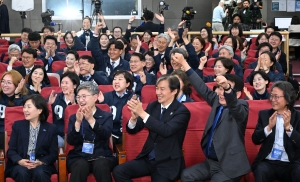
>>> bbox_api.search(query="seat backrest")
[0,62,8,73]
[98,85,114,93]
[122,104,148,161]
[249,43,257,50]
[41,87,62,99]
[141,85,156,103]
[247,49,257,58]
[60,43,67,49]
[51,61,65,73]
[244,57,257,69]
[244,69,254,82]
[232,59,239,65]
[190,83,215,102]
[235,49,241,58]
[206,58,216,68]
[0,39,8,46]
[12,60,44,67]
[47,73,60,86]
[77,51,92,57]
[14,38,21,43]
[202,68,214,77]
[183,102,211,167]
[5,105,53,152]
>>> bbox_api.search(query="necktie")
[134,75,140,80]
[111,62,115,69]
[148,107,167,160]
[206,106,223,156]
[48,56,53,66]
[27,69,31,74]
[83,75,91,81]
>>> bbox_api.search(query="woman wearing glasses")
[0,70,28,150]
[67,81,116,182]
[5,94,58,182]
[252,81,300,182]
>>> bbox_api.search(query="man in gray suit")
[174,52,251,181]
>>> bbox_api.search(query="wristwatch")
[286,125,293,132]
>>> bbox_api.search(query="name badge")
[82,142,94,154]
[29,153,35,162]
[271,148,283,160]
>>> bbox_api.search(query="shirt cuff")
[75,128,80,132]
[7,65,12,71]
[143,114,150,123]
[264,126,272,137]
[128,119,136,129]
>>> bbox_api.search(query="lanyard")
[81,120,96,142]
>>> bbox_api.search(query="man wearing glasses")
[269,31,287,74]
[7,47,36,77]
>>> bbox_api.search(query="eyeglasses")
[76,94,93,100]
[129,60,140,64]
[1,80,13,85]
[269,38,280,42]
[269,95,284,100]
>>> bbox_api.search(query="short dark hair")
[28,65,50,86]
[265,26,275,33]
[192,36,206,51]
[243,0,250,3]
[156,74,180,99]
[142,30,153,38]
[113,70,134,90]
[224,74,244,92]
[224,35,238,52]
[269,31,282,42]
[143,10,154,21]
[67,50,79,60]
[113,26,123,34]
[131,34,142,41]
[63,31,74,42]
[232,14,243,23]
[116,38,129,53]
[131,52,145,61]
[21,28,32,34]
[28,32,41,41]
[257,42,272,53]
[260,51,277,71]
[108,40,124,50]
[230,23,243,37]
[83,16,92,24]
[79,55,95,64]
[214,57,234,74]
[144,51,154,57]
[249,70,271,88]
[41,26,55,33]
[23,94,49,122]
[44,35,58,45]
[22,48,37,58]
[255,33,269,46]
[271,81,297,110]
[61,71,80,94]
[171,70,192,96]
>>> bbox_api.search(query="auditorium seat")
[244,57,257,70]
[190,83,215,102]
[98,85,114,93]
[77,51,92,57]
[41,87,62,99]
[247,49,257,58]
[51,61,65,73]
[141,85,156,103]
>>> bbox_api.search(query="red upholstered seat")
[51,61,65,73]
[41,87,62,99]
[141,85,156,103]
[247,49,257,58]
[77,51,92,57]
[244,69,254,82]
[0,62,8,74]
[98,85,114,93]
[244,57,257,70]
[190,83,215,102]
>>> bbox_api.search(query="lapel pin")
[43,129,46,131]
[170,112,173,115]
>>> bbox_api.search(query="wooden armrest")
[58,147,67,182]
[116,144,126,164]
[0,149,5,182]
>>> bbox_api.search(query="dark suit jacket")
[252,109,300,170]
[126,100,190,180]
[5,120,58,176]
[134,21,164,33]
[13,65,27,77]
[186,69,251,178]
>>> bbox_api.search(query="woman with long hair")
[26,65,51,94]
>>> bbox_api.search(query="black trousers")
[9,165,52,182]
[0,132,4,151]
[113,157,173,182]
[68,158,116,182]
[254,159,300,182]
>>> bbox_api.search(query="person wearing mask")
[5,94,58,182]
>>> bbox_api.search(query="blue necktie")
[26,69,31,74]
[206,106,223,157]
[148,107,167,160]
[48,56,53,66]
[83,75,91,81]
[134,75,140,80]
[111,62,115,69]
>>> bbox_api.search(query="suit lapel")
[22,121,30,155]
[160,100,178,122]
[35,122,48,152]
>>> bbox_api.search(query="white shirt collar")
[110,58,120,67]
[161,102,172,111]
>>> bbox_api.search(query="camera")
[41,9,54,26]
[159,0,170,15]
[181,7,196,21]
[92,0,102,14]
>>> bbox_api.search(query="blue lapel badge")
[170,112,173,115]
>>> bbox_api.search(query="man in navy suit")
[15,28,32,50]
[7,47,37,77]
[132,9,164,33]
[113,74,191,181]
